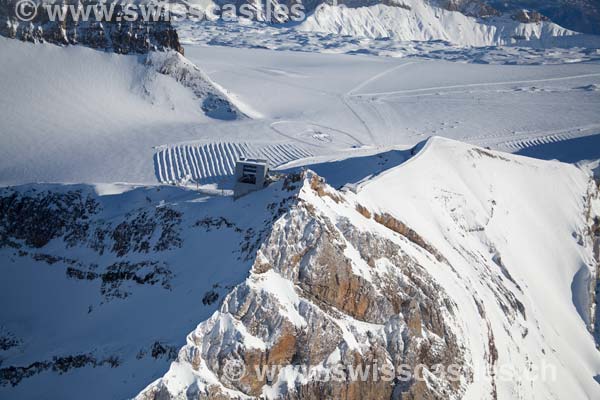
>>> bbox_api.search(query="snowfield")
[1,37,600,186]
[177,19,600,64]
[0,37,246,186]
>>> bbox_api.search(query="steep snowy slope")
[356,138,600,398]
[0,176,305,399]
[299,1,600,47]
[137,138,600,399]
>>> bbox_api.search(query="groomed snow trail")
[154,142,313,184]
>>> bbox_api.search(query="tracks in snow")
[154,142,313,185]
[341,62,417,145]
[352,73,600,98]
[471,124,600,152]
[503,133,580,151]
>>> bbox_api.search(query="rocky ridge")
[0,178,302,393]
[136,139,600,399]
[0,0,184,54]
[1,140,599,399]
[137,170,472,400]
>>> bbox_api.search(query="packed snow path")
[154,142,313,184]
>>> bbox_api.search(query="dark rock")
[0,0,184,54]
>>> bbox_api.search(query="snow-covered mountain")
[0,175,302,399]
[485,0,600,35]
[296,0,600,47]
[1,1,599,397]
[5,0,596,49]
[168,0,600,48]
[130,137,600,399]
[2,138,599,399]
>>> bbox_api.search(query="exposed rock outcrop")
[0,0,184,54]
[137,172,470,400]
[441,0,500,18]
[511,8,548,23]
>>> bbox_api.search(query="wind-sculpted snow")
[137,138,600,399]
[145,51,247,120]
[0,38,250,185]
[177,20,600,64]
[175,0,600,48]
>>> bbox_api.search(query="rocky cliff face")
[0,0,184,54]
[136,139,600,399]
[438,0,500,18]
[0,179,298,398]
[588,174,600,346]
[137,171,471,400]
[409,0,600,33]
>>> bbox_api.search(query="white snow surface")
[177,19,600,63]
[354,137,600,399]
[299,2,600,47]
[1,9,600,398]
[1,37,600,186]
[0,37,245,186]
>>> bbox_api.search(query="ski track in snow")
[347,61,419,96]
[484,124,600,151]
[352,72,600,97]
[154,142,313,184]
[339,62,418,144]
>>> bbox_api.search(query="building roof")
[238,158,269,166]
